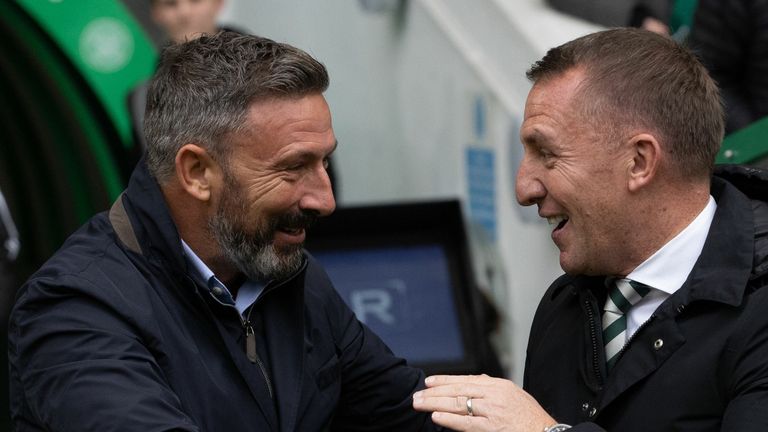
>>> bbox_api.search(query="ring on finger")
[466,397,474,416]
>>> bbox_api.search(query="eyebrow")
[521,129,544,146]
[278,140,338,165]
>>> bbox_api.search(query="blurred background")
[2,0,767,427]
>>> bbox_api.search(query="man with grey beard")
[8,32,437,431]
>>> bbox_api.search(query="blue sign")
[466,147,497,241]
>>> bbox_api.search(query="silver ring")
[466,397,474,416]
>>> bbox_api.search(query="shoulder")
[12,212,154,328]
[713,165,768,279]
[20,212,118,292]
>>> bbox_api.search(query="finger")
[414,383,485,399]
[425,374,489,387]
[413,395,482,417]
[431,411,490,432]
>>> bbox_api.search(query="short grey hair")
[143,31,330,183]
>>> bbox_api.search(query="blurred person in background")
[688,0,768,134]
[630,0,698,39]
[130,0,235,150]
[629,0,672,35]
[547,0,637,27]
[547,0,697,40]
[150,0,225,44]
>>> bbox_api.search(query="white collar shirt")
[622,195,717,340]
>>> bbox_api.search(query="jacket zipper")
[236,269,304,400]
[611,314,657,367]
[241,312,273,399]
[186,259,307,401]
[584,299,604,386]
[185,275,277,399]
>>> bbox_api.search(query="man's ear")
[174,144,220,202]
[627,133,662,192]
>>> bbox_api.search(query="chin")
[559,255,590,276]
[559,254,574,274]
[273,242,304,255]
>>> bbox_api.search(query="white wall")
[222,0,600,383]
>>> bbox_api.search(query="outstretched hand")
[412,374,557,432]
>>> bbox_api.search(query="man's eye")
[537,148,558,167]
[322,157,330,170]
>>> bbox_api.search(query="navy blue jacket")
[8,160,436,431]
[523,166,768,431]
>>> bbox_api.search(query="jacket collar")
[110,157,189,277]
[668,176,754,309]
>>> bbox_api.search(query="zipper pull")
[245,322,257,363]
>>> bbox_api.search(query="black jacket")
[523,166,768,431]
[688,0,768,133]
[8,160,435,431]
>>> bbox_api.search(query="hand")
[412,374,557,432]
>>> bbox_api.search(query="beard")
[208,173,317,282]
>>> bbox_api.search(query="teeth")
[547,215,568,226]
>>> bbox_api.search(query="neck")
[615,177,711,276]
[163,183,243,289]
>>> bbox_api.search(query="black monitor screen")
[305,200,490,375]
[313,244,465,364]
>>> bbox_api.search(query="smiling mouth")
[274,211,318,239]
[278,226,304,236]
[547,215,569,232]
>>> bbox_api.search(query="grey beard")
[209,212,304,283]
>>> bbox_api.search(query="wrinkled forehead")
[227,94,334,154]
[524,68,589,119]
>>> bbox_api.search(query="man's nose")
[299,165,336,217]
[515,160,545,207]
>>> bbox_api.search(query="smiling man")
[413,28,768,432]
[9,32,437,431]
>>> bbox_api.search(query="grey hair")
[143,31,330,183]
